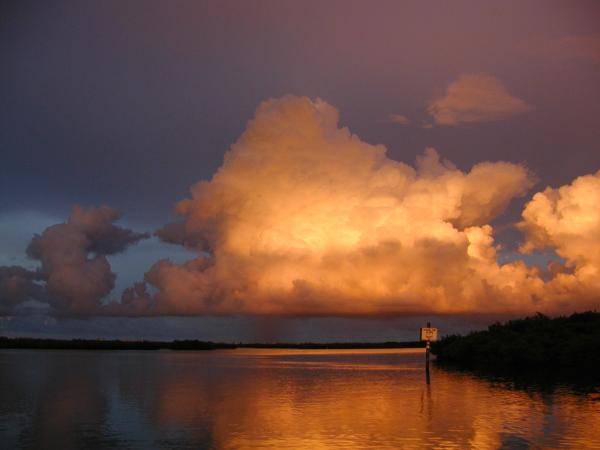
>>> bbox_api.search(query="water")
[1,348,599,449]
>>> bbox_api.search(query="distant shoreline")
[0,336,424,351]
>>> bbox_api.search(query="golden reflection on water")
[148,349,600,450]
[1,349,600,449]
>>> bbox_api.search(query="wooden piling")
[425,321,431,385]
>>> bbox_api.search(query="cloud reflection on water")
[1,349,599,449]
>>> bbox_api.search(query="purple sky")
[1,1,599,340]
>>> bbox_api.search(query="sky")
[1,0,600,341]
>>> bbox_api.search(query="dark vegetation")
[432,311,600,368]
[0,337,424,351]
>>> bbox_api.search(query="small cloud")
[427,73,532,126]
[421,122,434,129]
[387,114,411,126]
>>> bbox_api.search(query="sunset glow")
[1,3,600,449]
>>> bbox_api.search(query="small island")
[431,311,600,369]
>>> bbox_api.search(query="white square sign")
[420,327,438,341]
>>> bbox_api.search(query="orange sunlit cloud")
[111,96,596,316]
[4,96,599,317]
[519,170,600,305]
[388,114,411,126]
[427,74,532,126]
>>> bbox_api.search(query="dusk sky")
[1,1,600,341]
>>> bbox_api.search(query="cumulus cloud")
[0,266,47,314]
[427,74,532,125]
[0,206,148,315]
[519,171,600,308]
[4,98,599,318]
[112,96,554,316]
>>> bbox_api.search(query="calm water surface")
[1,348,599,449]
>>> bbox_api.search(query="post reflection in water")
[1,348,599,450]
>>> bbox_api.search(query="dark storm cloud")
[0,266,46,313]
[155,221,210,251]
[0,206,148,315]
